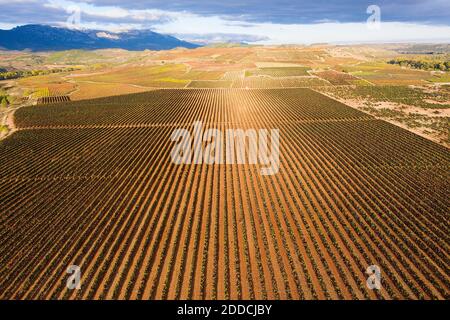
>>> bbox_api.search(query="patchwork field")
[246,67,311,77]
[1,88,448,299]
[70,82,155,101]
[314,70,360,85]
[2,45,448,148]
[318,85,450,146]
[187,80,233,88]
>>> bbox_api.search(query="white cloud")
[4,0,450,44]
[96,31,120,39]
[153,17,450,44]
[0,23,18,30]
[52,21,142,32]
[46,0,184,22]
[0,0,38,3]
[46,0,129,18]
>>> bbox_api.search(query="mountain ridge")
[0,24,199,51]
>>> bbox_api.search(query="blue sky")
[1,0,450,43]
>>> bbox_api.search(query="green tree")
[0,97,8,108]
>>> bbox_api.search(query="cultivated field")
[1,88,448,299]
[2,45,448,146]
[246,67,311,77]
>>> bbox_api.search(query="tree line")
[0,90,11,107]
[388,58,450,71]
[0,67,79,81]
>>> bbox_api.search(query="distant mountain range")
[0,25,199,51]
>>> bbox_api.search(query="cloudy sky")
[1,0,450,44]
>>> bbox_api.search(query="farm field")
[1,88,449,299]
[317,85,450,146]
[70,82,155,101]
[2,45,448,148]
[246,67,311,77]
[187,80,233,88]
[37,96,70,104]
[314,70,360,85]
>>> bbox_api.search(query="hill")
[0,25,199,51]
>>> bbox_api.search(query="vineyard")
[37,96,71,105]
[30,83,75,104]
[314,71,360,85]
[246,67,311,77]
[70,82,154,101]
[0,88,449,300]
[187,80,233,88]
